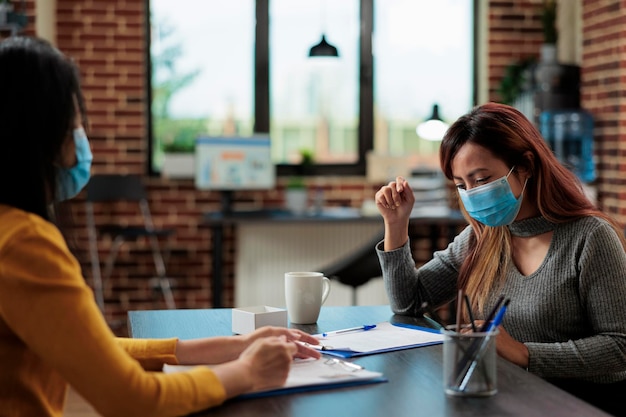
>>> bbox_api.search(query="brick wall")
[580,0,626,221]
[6,0,625,329]
[486,0,544,101]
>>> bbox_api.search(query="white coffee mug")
[284,272,331,324]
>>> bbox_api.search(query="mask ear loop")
[505,166,516,178]
[506,166,528,197]
[520,177,528,195]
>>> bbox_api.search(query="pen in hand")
[420,301,446,330]
[422,313,444,330]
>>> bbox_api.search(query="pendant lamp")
[309,34,339,57]
[416,104,449,141]
[308,0,339,58]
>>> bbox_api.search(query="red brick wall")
[580,0,626,222]
[486,0,544,101]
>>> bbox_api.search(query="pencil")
[464,294,477,332]
[455,289,464,331]
[453,295,505,379]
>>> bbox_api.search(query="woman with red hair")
[376,102,626,415]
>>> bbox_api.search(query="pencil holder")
[441,325,498,397]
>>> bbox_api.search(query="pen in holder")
[442,325,499,397]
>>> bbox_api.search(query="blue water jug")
[539,109,595,183]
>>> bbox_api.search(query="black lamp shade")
[416,103,449,141]
[429,104,443,121]
[309,34,339,57]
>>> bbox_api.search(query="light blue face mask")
[458,166,526,227]
[56,127,93,201]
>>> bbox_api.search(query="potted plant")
[284,149,314,215]
[0,0,27,32]
[162,138,195,179]
[539,0,558,62]
[0,0,13,26]
[498,56,537,105]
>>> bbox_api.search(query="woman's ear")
[517,151,534,179]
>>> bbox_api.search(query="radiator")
[235,222,389,307]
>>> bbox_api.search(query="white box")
[232,306,288,335]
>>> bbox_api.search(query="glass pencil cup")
[442,325,498,397]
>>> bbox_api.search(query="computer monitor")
[194,135,275,191]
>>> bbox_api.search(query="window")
[148,0,255,173]
[270,1,360,165]
[374,0,474,170]
[147,0,476,176]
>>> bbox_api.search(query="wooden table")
[128,305,610,417]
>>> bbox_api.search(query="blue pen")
[485,298,510,331]
[458,299,511,390]
[322,324,376,337]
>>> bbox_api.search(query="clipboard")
[313,321,444,358]
[163,357,386,399]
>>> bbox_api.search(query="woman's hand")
[375,176,415,224]
[242,327,321,359]
[375,176,414,250]
[212,336,298,397]
[176,326,320,365]
[471,321,529,368]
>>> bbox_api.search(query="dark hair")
[0,36,86,221]
[439,102,626,314]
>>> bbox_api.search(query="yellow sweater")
[0,205,226,416]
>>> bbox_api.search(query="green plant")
[498,57,537,105]
[157,118,205,153]
[540,0,558,44]
[162,141,195,153]
[287,149,314,189]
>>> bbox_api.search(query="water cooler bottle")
[539,109,595,183]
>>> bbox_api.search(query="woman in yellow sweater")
[0,36,320,416]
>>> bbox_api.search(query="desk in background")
[203,207,467,308]
[128,305,610,417]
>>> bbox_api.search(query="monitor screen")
[194,135,275,190]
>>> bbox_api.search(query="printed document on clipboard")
[313,321,444,358]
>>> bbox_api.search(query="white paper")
[163,358,382,394]
[315,321,444,353]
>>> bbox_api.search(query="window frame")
[146,0,478,177]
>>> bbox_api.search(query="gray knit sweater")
[376,216,626,383]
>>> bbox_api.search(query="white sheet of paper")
[163,358,382,393]
[315,321,443,352]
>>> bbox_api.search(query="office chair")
[85,174,176,311]
[318,231,384,306]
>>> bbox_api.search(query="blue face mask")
[458,166,526,227]
[56,127,93,201]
